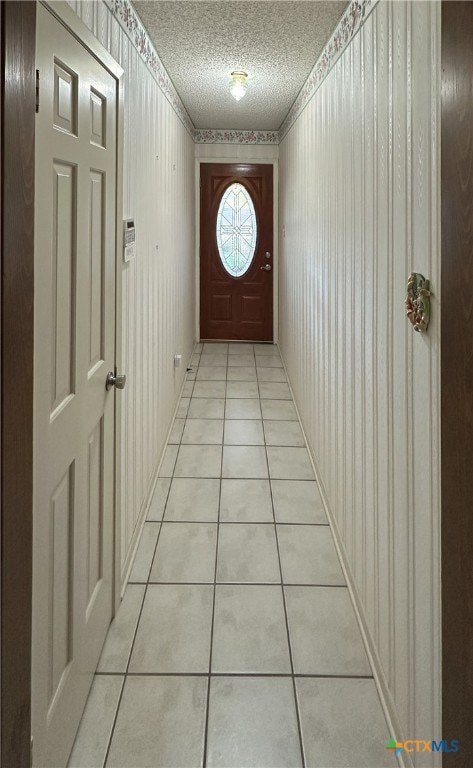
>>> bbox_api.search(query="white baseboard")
[119,346,197,596]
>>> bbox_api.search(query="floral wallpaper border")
[105,0,195,136]
[279,0,378,141]
[193,129,279,145]
[105,0,377,145]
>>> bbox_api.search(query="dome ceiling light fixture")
[229,71,248,102]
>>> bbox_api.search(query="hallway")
[2,0,456,764]
[69,343,394,768]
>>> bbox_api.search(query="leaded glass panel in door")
[216,182,257,277]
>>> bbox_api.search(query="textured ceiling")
[133,1,346,130]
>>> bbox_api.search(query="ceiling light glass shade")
[229,71,248,102]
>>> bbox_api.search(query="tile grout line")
[102,345,201,767]
[210,344,302,764]
[174,440,312,448]
[202,347,228,768]
[170,413,300,422]
[160,474,315,480]
[130,580,347,587]
[262,359,307,768]
[100,343,335,768]
[126,520,330,530]
[102,531,161,764]
[91,344,377,767]
[96,671,374,680]
[102,495,168,764]
[102,551,150,766]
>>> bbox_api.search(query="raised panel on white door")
[48,463,74,709]
[90,88,106,147]
[88,170,105,375]
[87,418,104,614]
[51,162,76,418]
[54,60,77,135]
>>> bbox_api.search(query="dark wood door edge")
[441,2,473,764]
[1,2,36,765]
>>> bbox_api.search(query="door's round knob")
[106,371,127,390]
[114,374,127,389]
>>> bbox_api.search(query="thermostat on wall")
[123,219,136,262]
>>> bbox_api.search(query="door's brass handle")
[261,264,272,271]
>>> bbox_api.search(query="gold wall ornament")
[405,272,431,333]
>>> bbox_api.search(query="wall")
[279,1,441,764]
[195,143,278,162]
[67,0,196,585]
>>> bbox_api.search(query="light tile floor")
[69,343,397,768]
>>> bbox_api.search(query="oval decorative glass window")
[216,183,257,277]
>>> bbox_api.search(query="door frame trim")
[41,1,123,80]
[195,157,279,343]
[1,3,36,764]
[440,1,473,761]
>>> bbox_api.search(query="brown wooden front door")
[200,163,273,341]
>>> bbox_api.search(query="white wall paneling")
[67,0,196,588]
[279,2,441,764]
[194,144,279,162]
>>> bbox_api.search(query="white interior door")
[33,5,117,766]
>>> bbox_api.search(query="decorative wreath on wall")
[405,273,431,333]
